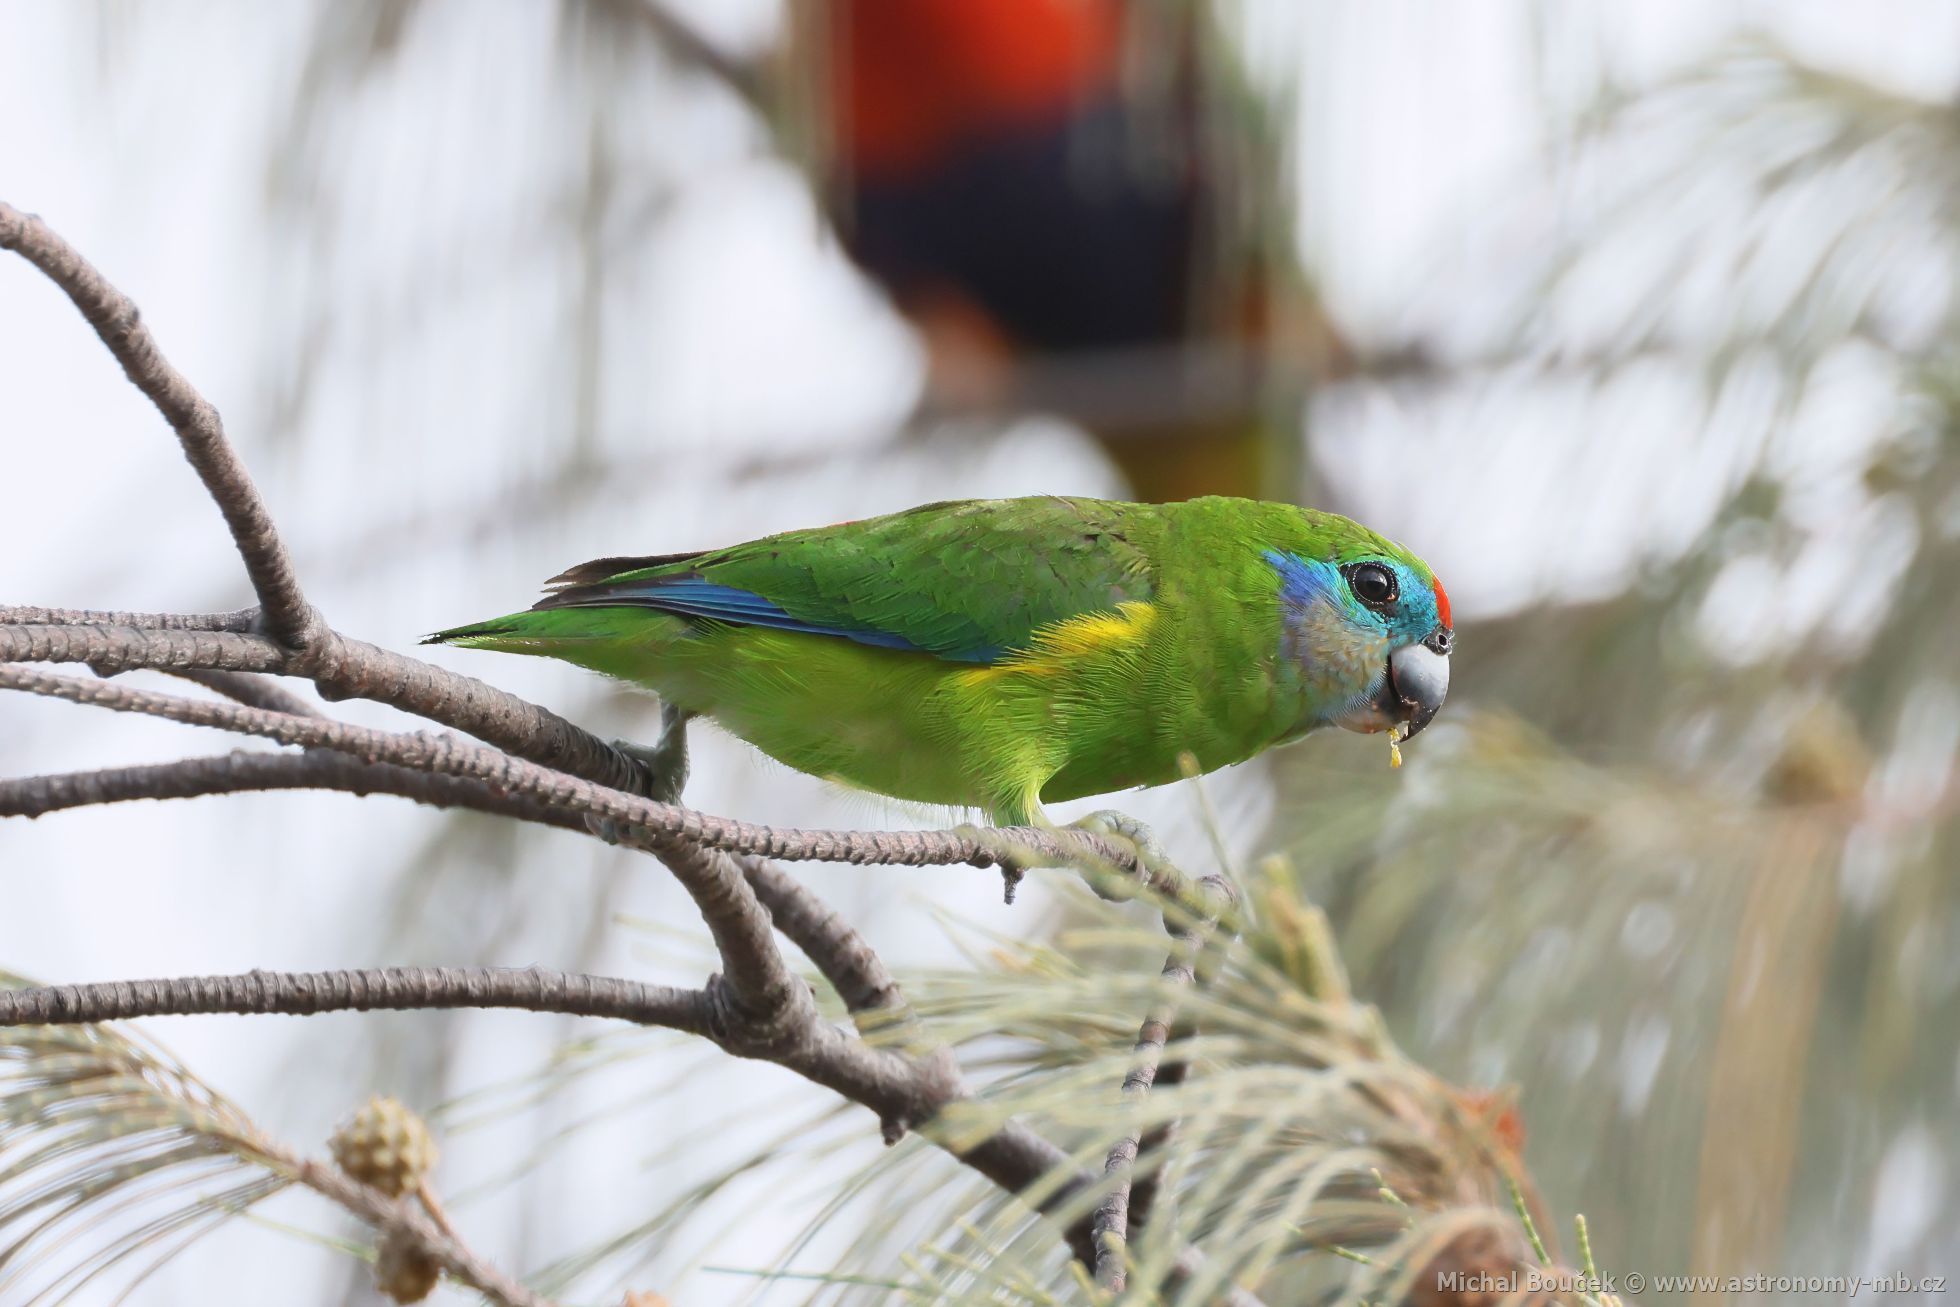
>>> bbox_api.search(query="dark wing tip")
[528,587,610,613]
[544,549,704,588]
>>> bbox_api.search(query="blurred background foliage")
[1,0,1956,1302]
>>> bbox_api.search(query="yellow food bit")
[1387,723,1407,770]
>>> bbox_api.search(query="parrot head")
[1264,529,1453,744]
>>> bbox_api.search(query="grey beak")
[1386,630,1451,739]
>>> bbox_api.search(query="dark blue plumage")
[533,574,997,661]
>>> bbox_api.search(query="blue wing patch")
[539,575,1001,662]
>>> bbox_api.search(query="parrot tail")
[424,606,699,695]
[422,606,686,652]
[420,614,532,648]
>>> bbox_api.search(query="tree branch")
[0,605,260,632]
[0,619,660,797]
[0,749,1107,1236]
[0,749,572,827]
[0,202,1208,1287]
[0,966,711,1033]
[0,660,1146,879]
[739,854,904,1016]
[614,831,804,1029]
[300,631,654,793]
[0,961,1099,1266]
[4,750,912,1030]
[0,204,320,647]
[0,694,1118,1262]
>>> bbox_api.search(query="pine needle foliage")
[681,873,1574,1305]
[0,983,288,1305]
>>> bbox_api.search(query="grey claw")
[953,823,1035,905]
[584,814,626,846]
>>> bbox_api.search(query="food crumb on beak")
[1388,721,1408,769]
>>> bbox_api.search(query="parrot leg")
[585,703,696,846]
[616,702,696,804]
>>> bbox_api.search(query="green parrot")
[427,496,1452,825]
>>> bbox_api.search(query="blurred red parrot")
[813,0,1338,502]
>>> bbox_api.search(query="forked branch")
[0,206,317,647]
[0,199,1256,1299]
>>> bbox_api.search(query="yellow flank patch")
[958,602,1158,684]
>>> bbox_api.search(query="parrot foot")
[1068,810,1177,898]
[585,705,694,846]
[613,703,696,805]
[954,811,1180,904]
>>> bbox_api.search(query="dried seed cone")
[329,1095,438,1197]
[375,1230,441,1303]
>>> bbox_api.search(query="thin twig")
[301,631,655,793]
[1,622,285,675]
[0,204,319,647]
[623,0,769,114]
[0,749,569,826]
[1123,1056,1187,1238]
[0,619,672,797]
[276,1147,555,1307]
[0,967,712,1032]
[739,854,905,1016]
[1093,875,1238,1294]
[416,1178,469,1253]
[2,200,648,786]
[609,829,803,1029]
[166,667,328,718]
[0,605,260,631]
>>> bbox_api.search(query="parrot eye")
[1346,562,1398,609]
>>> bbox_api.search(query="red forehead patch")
[1432,577,1452,630]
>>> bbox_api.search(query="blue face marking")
[1263,548,1447,735]
[1263,550,1441,646]
[1264,550,1344,616]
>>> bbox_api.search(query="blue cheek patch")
[1264,550,1347,616]
[1264,551,1392,712]
[1266,550,1440,643]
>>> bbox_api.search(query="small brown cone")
[375,1230,441,1303]
[1763,699,1871,806]
[329,1095,438,1198]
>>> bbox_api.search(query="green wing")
[533,497,1158,663]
